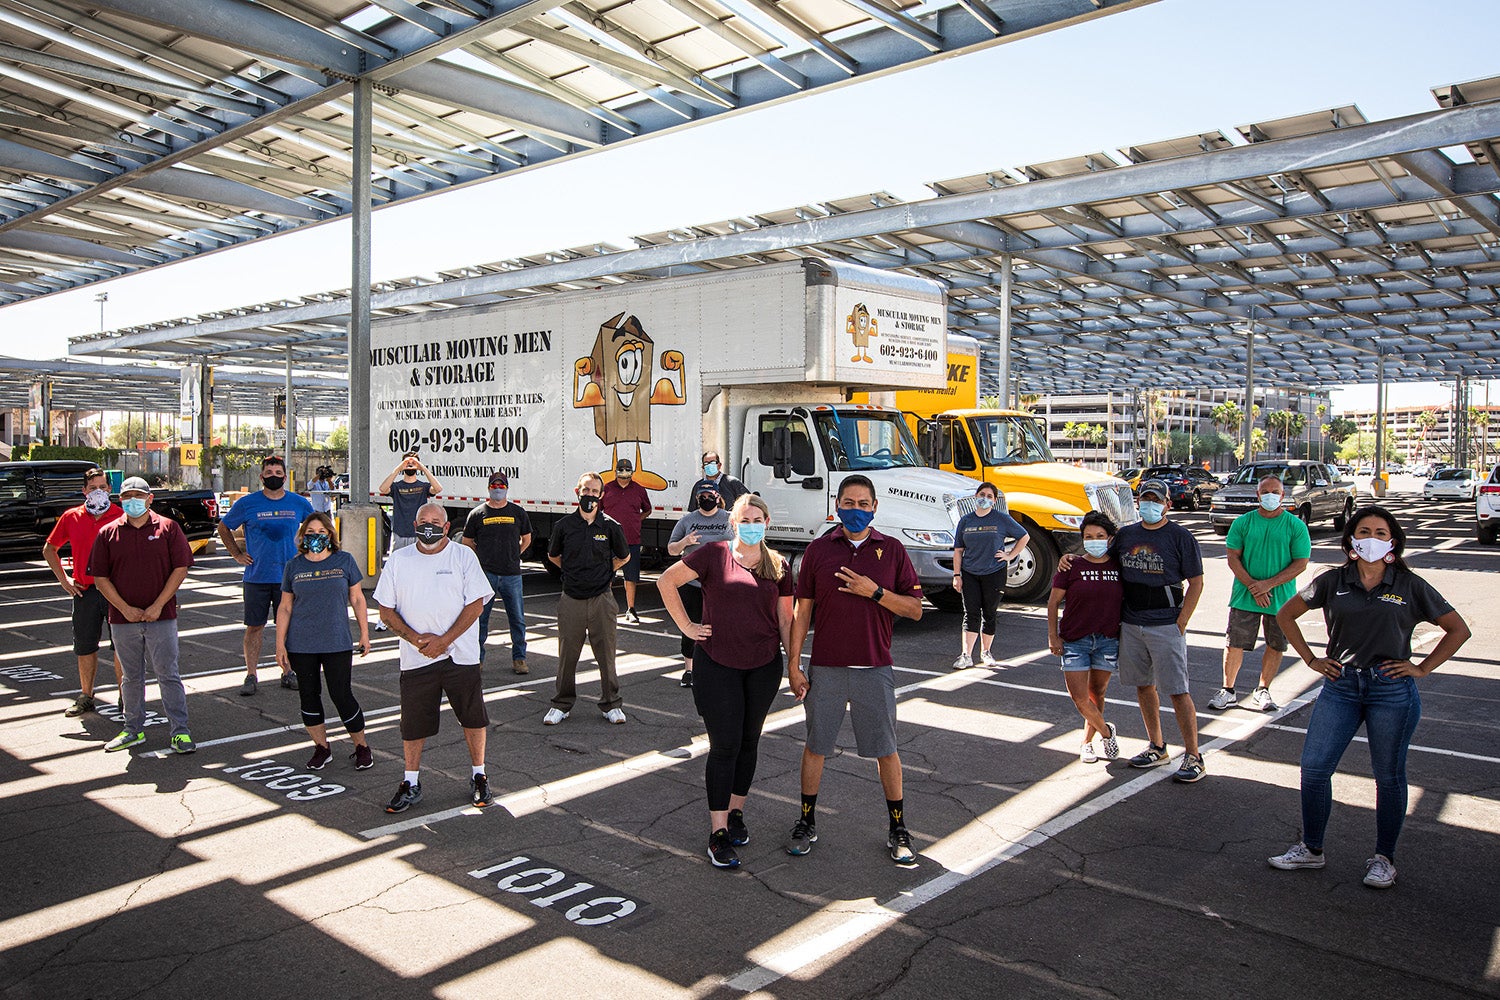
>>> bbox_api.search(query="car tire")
[926,589,965,613]
[1213,524,1230,537]
[1298,504,1313,526]
[1480,526,1499,546]
[1188,491,1202,511]
[1333,499,1353,531]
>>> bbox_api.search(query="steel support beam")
[349,77,374,504]
[1242,314,1256,462]
[995,252,1012,409]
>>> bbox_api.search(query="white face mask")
[1259,493,1283,512]
[84,488,111,515]
[1350,537,1393,564]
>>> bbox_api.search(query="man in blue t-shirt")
[218,455,314,697]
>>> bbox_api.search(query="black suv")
[1138,465,1221,511]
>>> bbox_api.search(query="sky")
[4,0,1500,411]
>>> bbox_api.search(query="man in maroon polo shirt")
[784,474,924,866]
[601,457,654,623]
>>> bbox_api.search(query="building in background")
[1341,404,1499,469]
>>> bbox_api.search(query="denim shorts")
[1061,634,1119,672]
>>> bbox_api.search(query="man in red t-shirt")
[43,466,124,718]
[785,475,924,866]
[600,457,654,623]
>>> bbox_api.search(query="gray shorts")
[1226,607,1288,652]
[1118,622,1191,696]
[803,665,898,759]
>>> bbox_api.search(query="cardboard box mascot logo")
[572,312,685,489]
[848,302,877,363]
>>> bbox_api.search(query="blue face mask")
[1082,538,1110,558]
[1138,501,1165,523]
[305,534,330,553]
[703,462,719,477]
[736,522,767,546]
[122,497,148,518]
[837,507,875,534]
[976,496,995,510]
[1259,493,1283,512]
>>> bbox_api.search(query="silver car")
[1210,461,1356,535]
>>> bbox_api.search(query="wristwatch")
[871,586,885,603]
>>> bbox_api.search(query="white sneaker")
[1079,741,1098,763]
[980,649,1002,667]
[603,708,627,725]
[1363,854,1397,889]
[1207,688,1238,711]
[1252,687,1279,712]
[542,708,569,726]
[952,653,973,670]
[1268,842,1326,870]
[1100,722,1120,760]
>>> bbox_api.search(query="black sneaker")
[708,828,741,869]
[386,780,422,814]
[239,674,257,697]
[471,773,495,808]
[351,744,373,770]
[307,744,332,770]
[625,607,641,624]
[785,818,817,856]
[727,809,749,846]
[64,694,96,717]
[1128,742,1172,768]
[280,672,298,691]
[888,826,917,867]
[679,669,693,688]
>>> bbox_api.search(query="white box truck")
[368,259,988,599]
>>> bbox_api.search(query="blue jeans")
[477,572,526,663]
[1300,667,1421,859]
[1061,634,1119,672]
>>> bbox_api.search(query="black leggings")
[679,586,703,659]
[289,650,365,733]
[961,570,1005,635]
[691,649,782,811]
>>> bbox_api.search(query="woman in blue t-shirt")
[950,482,1029,669]
[276,513,374,771]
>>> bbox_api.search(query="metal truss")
[0,355,348,414]
[0,0,1151,302]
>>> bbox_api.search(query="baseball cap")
[488,471,508,487]
[1137,478,1168,500]
[695,482,720,496]
[120,476,151,494]
[615,458,634,472]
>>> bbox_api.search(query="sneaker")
[170,733,196,755]
[1252,687,1279,712]
[1172,752,1206,783]
[785,818,817,856]
[471,773,495,808]
[239,674,257,697]
[512,659,528,675]
[1363,854,1397,889]
[679,669,693,688]
[979,650,1002,667]
[1100,722,1120,760]
[603,708,627,725]
[351,744,374,770]
[888,826,917,867]
[64,694,96,717]
[727,809,749,846]
[1268,842,1326,870]
[1079,741,1098,764]
[542,708,569,726]
[374,621,388,632]
[104,730,145,752]
[952,653,973,670]
[1128,742,1171,768]
[280,672,298,691]
[625,608,640,624]
[1207,687,1237,711]
[708,829,741,869]
[307,744,332,770]
[385,780,422,814]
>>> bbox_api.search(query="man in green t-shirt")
[1208,475,1311,713]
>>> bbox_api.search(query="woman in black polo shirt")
[1271,506,1470,889]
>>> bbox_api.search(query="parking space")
[1,503,1496,999]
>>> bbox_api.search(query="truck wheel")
[1333,499,1353,531]
[1213,523,1230,536]
[1004,534,1058,604]
[926,589,965,613]
[1188,491,1201,511]
[1298,504,1313,526]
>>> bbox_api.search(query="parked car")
[1425,467,1479,501]
[1116,468,1143,492]
[0,461,220,562]
[1478,465,1500,544]
[1138,464,1221,511]
[1209,460,1355,535]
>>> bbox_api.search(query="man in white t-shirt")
[373,502,495,815]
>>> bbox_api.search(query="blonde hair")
[730,494,784,582]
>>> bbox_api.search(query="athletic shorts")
[1226,607,1288,652]
[71,585,111,656]
[398,657,488,740]
[1118,622,1191,696]
[621,543,642,583]
[1061,633,1118,672]
[803,664,898,759]
[243,582,281,627]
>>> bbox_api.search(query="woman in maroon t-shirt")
[659,494,794,870]
[1047,511,1124,764]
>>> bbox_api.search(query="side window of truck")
[1,470,26,499]
[757,417,816,476]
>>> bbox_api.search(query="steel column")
[1242,315,1256,463]
[345,77,378,579]
[995,252,1012,410]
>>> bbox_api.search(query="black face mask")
[578,495,599,513]
[413,524,446,545]
[697,496,717,512]
[262,475,285,491]
[403,469,418,477]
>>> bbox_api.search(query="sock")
[1222,686,1235,694]
[472,765,485,779]
[404,770,420,786]
[887,798,905,832]
[800,793,817,825]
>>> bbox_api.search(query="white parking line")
[1263,723,1500,765]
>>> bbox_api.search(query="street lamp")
[93,292,108,333]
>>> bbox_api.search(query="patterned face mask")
[305,534,330,553]
[84,489,111,515]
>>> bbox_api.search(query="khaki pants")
[553,591,622,712]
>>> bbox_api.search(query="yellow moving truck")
[858,337,1137,603]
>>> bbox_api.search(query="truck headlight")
[1053,515,1084,529]
[902,528,954,547]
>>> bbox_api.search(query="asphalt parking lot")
[1,497,1496,1000]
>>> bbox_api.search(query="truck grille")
[944,493,990,525]
[1087,482,1139,526]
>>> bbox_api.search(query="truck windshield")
[813,411,924,470]
[967,415,1054,466]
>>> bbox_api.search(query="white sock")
[472,765,485,778]
[404,770,420,786]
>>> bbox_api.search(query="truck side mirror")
[771,426,792,480]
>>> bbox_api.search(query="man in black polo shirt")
[546,472,630,726]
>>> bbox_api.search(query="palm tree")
[1315,402,1329,461]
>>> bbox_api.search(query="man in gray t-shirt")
[666,484,732,688]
